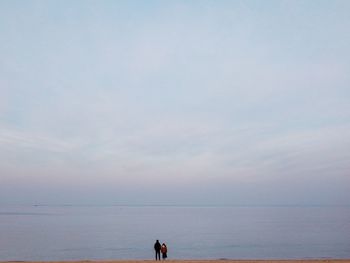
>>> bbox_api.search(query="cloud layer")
[1,0,350,205]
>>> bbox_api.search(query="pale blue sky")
[1,0,349,205]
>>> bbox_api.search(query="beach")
[1,260,350,263]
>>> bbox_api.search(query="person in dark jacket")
[154,240,161,260]
[161,243,168,260]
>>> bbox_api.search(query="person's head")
[156,240,159,243]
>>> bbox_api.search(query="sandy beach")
[2,260,350,263]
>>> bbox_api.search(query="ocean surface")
[0,205,349,260]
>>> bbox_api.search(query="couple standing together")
[154,240,167,260]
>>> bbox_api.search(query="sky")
[0,0,349,206]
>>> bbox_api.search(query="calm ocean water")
[0,205,349,260]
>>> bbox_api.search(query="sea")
[0,205,349,260]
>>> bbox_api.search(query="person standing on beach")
[161,243,168,260]
[154,240,161,260]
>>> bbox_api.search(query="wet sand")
[2,260,349,263]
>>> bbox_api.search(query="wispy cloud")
[0,0,349,205]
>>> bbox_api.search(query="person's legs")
[156,251,160,260]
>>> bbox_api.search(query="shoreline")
[1,260,350,263]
